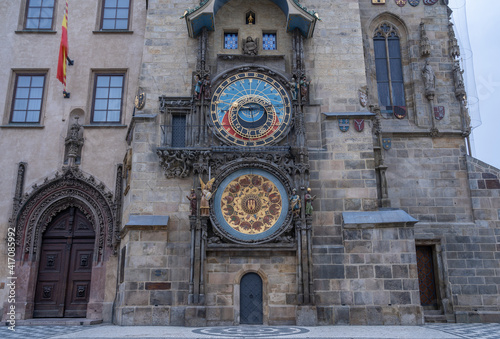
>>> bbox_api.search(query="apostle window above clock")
[263,33,277,50]
[224,33,238,50]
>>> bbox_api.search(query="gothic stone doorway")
[240,273,263,324]
[33,207,95,317]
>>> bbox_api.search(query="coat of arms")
[358,89,368,107]
[434,106,445,120]
[408,0,420,6]
[395,0,407,7]
[394,106,407,119]
[372,0,386,4]
[382,138,392,150]
[354,119,364,132]
[423,0,438,5]
[338,118,349,132]
[134,92,146,110]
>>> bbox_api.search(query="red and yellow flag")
[56,0,69,90]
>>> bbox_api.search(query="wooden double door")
[34,208,95,318]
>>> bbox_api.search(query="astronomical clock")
[210,72,292,147]
[208,71,295,244]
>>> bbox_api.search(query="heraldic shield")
[382,138,392,150]
[409,0,420,6]
[354,119,364,132]
[339,118,349,132]
[434,106,445,120]
[395,0,407,7]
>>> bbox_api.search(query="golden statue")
[199,177,216,216]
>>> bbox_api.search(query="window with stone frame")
[24,0,55,30]
[100,0,131,30]
[224,32,238,50]
[262,33,277,50]
[91,73,125,123]
[373,23,406,114]
[10,73,46,123]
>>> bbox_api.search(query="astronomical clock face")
[213,168,289,242]
[210,72,292,147]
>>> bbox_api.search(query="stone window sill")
[82,124,128,128]
[15,30,57,34]
[92,30,134,34]
[0,124,44,129]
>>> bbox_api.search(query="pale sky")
[456,0,500,169]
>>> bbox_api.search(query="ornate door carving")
[240,273,263,324]
[34,208,94,318]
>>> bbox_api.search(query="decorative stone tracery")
[12,166,117,263]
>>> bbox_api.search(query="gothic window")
[171,115,186,147]
[91,74,124,123]
[11,73,46,123]
[25,0,55,30]
[263,33,276,50]
[224,33,238,50]
[373,23,405,113]
[101,0,131,30]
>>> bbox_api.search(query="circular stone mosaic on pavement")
[192,326,310,337]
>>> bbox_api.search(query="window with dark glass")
[25,0,55,30]
[373,23,405,112]
[101,0,131,30]
[263,33,276,50]
[11,74,46,123]
[224,33,238,50]
[171,115,186,147]
[92,74,124,123]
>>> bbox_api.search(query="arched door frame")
[3,167,118,321]
[234,269,268,325]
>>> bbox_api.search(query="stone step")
[424,314,448,323]
[11,318,102,326]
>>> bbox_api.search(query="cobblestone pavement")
[0,323,499,339]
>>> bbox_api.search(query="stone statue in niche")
[199,177,215,216]
[289,75,298,100]
[186,188,197,216]
[194,74,203,100]
[299,75,310,102]
[305,188,316,216]
[422,60,435,100]
[243,36,259,56]
[202,75,211,100]
[290,188,301,217]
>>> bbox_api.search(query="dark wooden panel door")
[34,208,94,318]
[416,245,438,307]
[240,273,263,324]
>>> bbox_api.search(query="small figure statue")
[289,76,298,101]
[186,188,197,216]
[243,36,259,56]
[247,14,254,25]
[299,75,310,102]
[290,188,301,217]
[202,75,211,100]
[305,188,316,216]
[194,74,203,100]
[453,60,465,96]
[199,177,215,216]
[422,60,435,100]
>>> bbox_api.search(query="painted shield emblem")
[338,118,349,132]
[423,0,438,5]
[358,90,368,107]
[354,119,365,132]
[394,106,407,119]
[382,138,392,150]
[134,92,146,110]
[408,0,420,6]
[395,0,407,7]
[434,106,445,120]
[371,0,386,4]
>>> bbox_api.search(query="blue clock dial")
[211,72,292,147]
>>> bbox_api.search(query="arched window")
[373,23,406,115]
